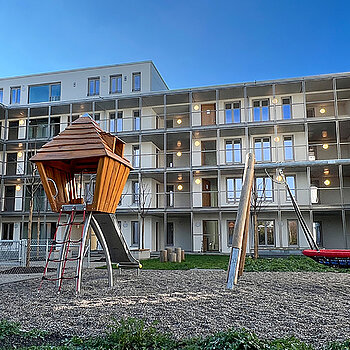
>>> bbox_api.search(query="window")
[2,223,14,240]
[132,72,141,91]
[6,153,17,175]
[286,175,296,199]
[283,136,294,161]
[110,75,122,94]
[131,221,139,246]
[94,113,100,124]
[0,88,3,103]
[254,137,271,161]
[109,112,123,133]
[132,181,139,204]
[256,177,273,201]
[253,99,269,121]
[132,145,140,168]
[306,108,315,118]
[166,222,174,246]
[282,97,292,119]
[227,220,235,246]
[10,87,21,104]
[226,178,242,203]
[258,220,275,246]
[88,77,100,96]
[288,220,298,246]
[225,102,241,123]
[133,110,141,130]
[28,83,61,103]
[29,118,49,139]
[225,139,242,163]
[166,185,174,207]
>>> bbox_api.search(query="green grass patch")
[1,318,350,349]
[134,254,350,273]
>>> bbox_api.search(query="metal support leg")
[56,221,71,289]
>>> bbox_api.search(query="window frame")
[166,222,174,246]
[285,175,296,200]
[132,72,141,92]
[10,86,21,104]
[132,181,139,204]
[282,96,292,119]
[0,88,3,103]
[88,77,100,96]
[254,137,271,162]
[110,74,122,94]
[287,219,299,246]
[253,99,270,122]
[225,139,242,164]
[133,110,141,130]
[132,144,140,168]
[131,221,140,246]
[227,220,236,247]
[255,176,273,202]
[225,101,241,124]
[257,219,275,246]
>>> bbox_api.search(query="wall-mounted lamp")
[274,136,280,142]
[177,140,182,147]
[176,151,182,157]
[15,185,21,192]
[320,108,326,114]
[178,174,183,181]
[322,130,328,138]
[272,98,278,104]
[177,184,183,191]
[276,175,283,182]
[195,178,201,185]
[322,143,329,150]
[324,179,331,186]
[177,118,182,125]
[193,104,200,111]
[19,119,25,126]
[323,168,330,175]
[17,151,23,158]
[18,143,23,148]
[194,140,201,147]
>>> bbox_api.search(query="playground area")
[1,268,350,347]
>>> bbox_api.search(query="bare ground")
[0,269,350,348]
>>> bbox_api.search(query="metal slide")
[91,213,140,267]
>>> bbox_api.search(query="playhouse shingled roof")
[30,114,132,168]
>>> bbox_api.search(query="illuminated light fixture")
[16,178,20,182]
[176,151,182,157]
[177,140,182,147]
[276,175,283,182]
[19,119,25,125]
[272,98,278,104]
[274,136,280,142]
[322,143,329,150]
[320,108,326,114]
[322,130,328,138]
[324,179,331,186]
[17,151,23,158]
[195,178,201,185]
[177,184,183,191]
[178,174,183,181]
[194,140,201,147]
[18,143,23,147]
[323,168,330,175]
[193,104,200,111]
[15,185,21,192]
[177,118,182,125]
[80,104,84,109]
[195,170,200,174]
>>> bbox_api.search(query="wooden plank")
[42,138,103,148]
[238,199,251,277]
[102,161,120,212]
[109,164,127,212]
[112,165,130,212]
[39,144,106,152]
[32,149,106,161]
[105,162,121,213]
[92,157,108,211]
[35,162,57,212]
[98,157,115,212]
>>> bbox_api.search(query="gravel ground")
[0,269,350,348]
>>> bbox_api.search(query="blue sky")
[0,0,349,89]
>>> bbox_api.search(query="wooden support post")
[166,247,173,258]
[181,250,185,261]
[160,250,168,262]
[227,153,255,288]
[169,252,177,262]
[176,247,182,263]
[238,199,251,277]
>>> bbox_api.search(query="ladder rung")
[42,275,78,282]
[48,256,81,263]
[54,238,82,245]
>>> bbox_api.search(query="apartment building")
[0,61,349,255]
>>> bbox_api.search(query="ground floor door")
[203,220,219,252]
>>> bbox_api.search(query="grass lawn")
[135,254,350,273]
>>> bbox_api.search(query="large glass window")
[0,88,3,103]
[283,136,294,160]
[132,145,140,168]
[288,220,298,246]
[225,139,242,163]
[166,222,174,246]
[109,111,123,133]
[253,99,269,121]
[258,220,275,246]
[225,102,241,123]
[133,110,141,130]
[286,175,296,199]
[256,177,273,201]
[254,137,271,161]
[132,181,139,204]
[226,178,242,203]
[227,220,235,246]
[10,87,21,104]
[132,72,141,91]
[110,75,122,94]
[1,223,14,240]
[29,118,49,139]
[282,97,292,119]
[29,83,61,103]
[88,77,100,96]
[131,221,139,246]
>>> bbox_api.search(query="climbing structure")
[31,114,138,293]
